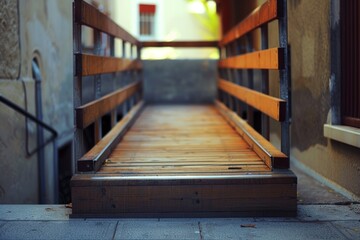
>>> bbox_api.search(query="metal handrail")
[0,95,58,155]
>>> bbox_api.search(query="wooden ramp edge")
[71,171,297,218]
[71,104,297,218]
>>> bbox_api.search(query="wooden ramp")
[71,105,297,217]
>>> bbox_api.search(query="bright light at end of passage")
[188,1,206,14]
[207,0,217,13]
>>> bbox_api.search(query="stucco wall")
[0,0,73,203]
[286,0,360,198]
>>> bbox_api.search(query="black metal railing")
[0,95,58,155]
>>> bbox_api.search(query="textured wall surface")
[284,0,360,198]
[143,60,217,104]
[0,0,73,203]
[0,0,20,79]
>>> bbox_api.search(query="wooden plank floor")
[71,104,296,218]
[99,105,271,176]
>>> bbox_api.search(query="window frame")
[325,0,360,148]
[339,0,360,128]
[138,3,157,40]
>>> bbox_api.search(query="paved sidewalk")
[0,203,359,239]
[1,166,359,240]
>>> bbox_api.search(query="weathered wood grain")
[218,48,284,70]
[75,54,142,76]
[77,101,144,172]
[215,100,289,169]
[97,105,270,175]
[76,81,141,129]
[220,0,278,46]
[75,0,139,45]
[142,41,219,48]
[71,171,297,217]
[218,79,286,121]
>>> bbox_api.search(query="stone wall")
[143,60,217,104]
[0,0,20,79]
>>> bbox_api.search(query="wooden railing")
[72,0,290,172]
[142,41,218,48]
[216,0,290,169]
[73,0,143,172]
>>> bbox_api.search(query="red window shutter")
[139,4,156,14]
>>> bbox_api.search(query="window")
[324,0,360,149]
[139,4,156,37]
[340,0,360,128]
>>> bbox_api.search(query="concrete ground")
[0,167,359,240]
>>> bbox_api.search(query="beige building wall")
[268,0,360,199]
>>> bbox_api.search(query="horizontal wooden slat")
[71,171,297,186]
[215,100,288,169]
[218,79,286,121]
[142,41,219,48]
[76,81,141,129]
[76,54,142,76]
[77,101,144,172]
[220,0,278,46]
[218,48,283,70]
[75,0,139,45]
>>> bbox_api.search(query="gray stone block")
[0,205,71,221]
[297,205,360,221]
[0,221,5,229]
[0,0,20,79]
[143,60,217,103]
[201,221,347,240]
[114,221,200,240]
[0,220,117,240]
[332,221,360,240]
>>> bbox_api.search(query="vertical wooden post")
[217,46,224,103]
[130,44,134,108]
[279,0,290,156]
[234,38,242,116]
[261,25,270,139]
[230,41,240,113]
[246,34,254,126]
[110,36,117,127]
[225,46,233,109]
[93,28,102,143]
[73,0,85,173]
[122,40,128,116]
[137,44,142,102]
